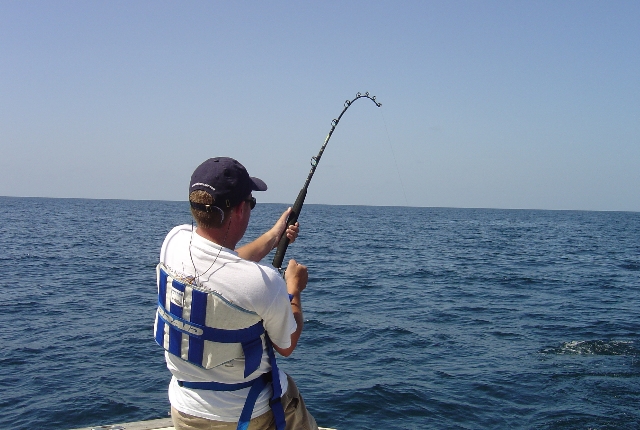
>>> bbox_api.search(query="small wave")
[398,268,440,279]
[541,340,639,356]
[490,331,522,340]
[302,318,332,329]
[0,357,28,367]
[380,325,413,336]
[330,382,430,422]
[619,262,640,271]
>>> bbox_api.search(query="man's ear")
[232,203,244,218]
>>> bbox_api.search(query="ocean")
[1,197,639,429]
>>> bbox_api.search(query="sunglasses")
[244,196,256,210]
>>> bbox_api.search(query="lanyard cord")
[189,219,232,285]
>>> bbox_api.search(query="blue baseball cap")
[189,157,267,209]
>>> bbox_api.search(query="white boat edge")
[70,417,336,430]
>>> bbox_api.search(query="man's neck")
[195,225,238,250]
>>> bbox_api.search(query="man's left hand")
[272,208,300,248]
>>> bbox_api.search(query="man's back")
[159,224,295,422]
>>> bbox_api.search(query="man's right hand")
[285,259,308,295]
[275,259,308,357]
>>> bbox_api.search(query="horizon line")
[1,195,638,214]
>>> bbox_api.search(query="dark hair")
[189,191,233,228]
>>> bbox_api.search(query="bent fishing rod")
[272,92,382,270]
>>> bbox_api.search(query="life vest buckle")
[269,396,282,408]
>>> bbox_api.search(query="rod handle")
[272,187,307,269]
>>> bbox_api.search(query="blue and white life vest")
[154,264,286,430]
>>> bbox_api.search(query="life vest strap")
[157,300,265,377]
[265,333,286,430]
[238,374,270,430]
[178,379,258,391]
[157,300,265,343]
[176,336,286,430]
[177,374,270,430]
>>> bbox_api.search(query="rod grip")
[272,187,307,269]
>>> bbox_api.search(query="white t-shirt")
[159,224,297,422]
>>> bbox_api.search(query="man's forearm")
[236,230,278,262]
[273,292,304,357]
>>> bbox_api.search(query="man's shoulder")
[160,224,193,262]
[161,224,192,247]
[248,260,284,283]
[225,261,284,302]
[165,224,192,238]
[225,260,284,292]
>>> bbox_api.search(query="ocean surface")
[1,196,639,430]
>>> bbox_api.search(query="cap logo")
[191,183,216,192]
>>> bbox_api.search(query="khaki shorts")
[171,374,319,430]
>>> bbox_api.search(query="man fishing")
[154,156,318,430]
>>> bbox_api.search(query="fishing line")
[272,92,382,270]
[380,109,409,206]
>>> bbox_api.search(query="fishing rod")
[272,92,382,270]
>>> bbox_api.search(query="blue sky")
[1,1,638,210]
